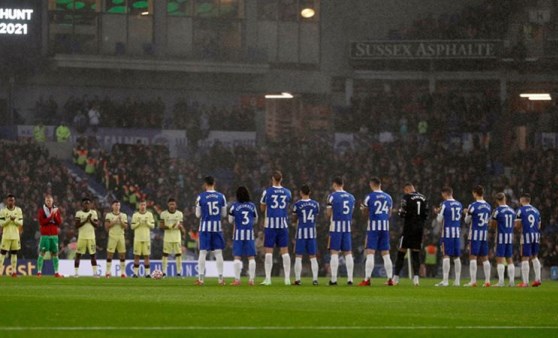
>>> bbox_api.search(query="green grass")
[0,276,557,338]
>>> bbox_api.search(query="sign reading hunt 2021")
[351,40,501,59]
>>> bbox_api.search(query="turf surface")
[0,276,556,338]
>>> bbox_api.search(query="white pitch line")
[0,326,556,331]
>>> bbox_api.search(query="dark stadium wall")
[2,0,492,122]
[320,0,484,75]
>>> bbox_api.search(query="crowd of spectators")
[387,0,514,40]
[64,131,558,276]
[338,90,499,139]
[0,140,99,260]
[34,96,257,134]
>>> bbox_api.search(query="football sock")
[330,254,339,283]
[144,265,150,276]
[521,260,529,284]
[442,258,450,283]
[469,259,477,283]
[215,250,224,281]
[53,256,59,273]
[383,254,393,279]
[233,259,242,280]
[92,265,98,276]
[119,260,125,275]
[365,254,374,281]
[37,255,44,273]
[0,253,5,271]
[497,264,505,284]
[483,261,491,283]
[198,250,207,281]
[533,258,541,281]
[264,253,272,281]
[282,253,291,281]
[176,255,183,275]
[248,259,256,281]
[106,260,112,275]
[162,256,168,274]
[507,263,515,284]
[294,257,302,281]
[310,257,319,281]
[10,254,17,272]
[345,254,354,283]
[394,251,405,276]
[133,264,139,276]
[454,258,461,284]
[411,251,420,277]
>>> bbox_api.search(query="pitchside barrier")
[0,259,234,278]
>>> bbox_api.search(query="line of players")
[0,171,543,288]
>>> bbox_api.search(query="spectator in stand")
[56,122,71,142]
[33,123,46,143]
[88,104,101,132]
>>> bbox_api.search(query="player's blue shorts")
[496,243,513,258]
[264,228,289,248]
[469,240,488,257]
[295,238,317,256]
[328,232,352,252]
[366,230,390,251]
[199,232,225,251]
[233,240,256,257]
[442,237,460,257]
[521,243,540,257]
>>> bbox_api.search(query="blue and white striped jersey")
[466,200,491,242]
[229,202,257,241]
[362,190,392,231]
[196,190,227,232]
[492,205,515,244]
[260,186,292,229]
[327,190,355,232]
[437,199,463,239]
[293,199,319,239]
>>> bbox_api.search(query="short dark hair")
[472,185,484,196]
[300,184,311,196]
[272,171,283,183]
[495,192,506,202]
[111,200,120,205]
[332,176,344,186]
[82,197,91,203]
[6,194,15,199]
[520,193,531,202]
[204,176,215,186]
[236,186,251,203]
[369,177,381,186]
[441,186,453,195]
[167,198,176,203]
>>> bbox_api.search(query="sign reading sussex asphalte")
[351,40,502,60]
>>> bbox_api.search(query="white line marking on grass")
[0,326,556,331]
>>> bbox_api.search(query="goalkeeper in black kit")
[393,183,429,286]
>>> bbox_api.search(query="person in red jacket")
[37,194,62,277]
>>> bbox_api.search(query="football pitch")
[0,277,556,338]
